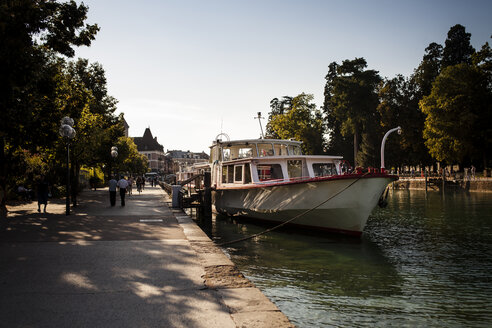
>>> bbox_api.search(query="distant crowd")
[108,175,159,207]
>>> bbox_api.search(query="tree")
[266,96,292,138]
[378,75,431,169]
[441,24,475,68]
[0,0,99,221]
[420,63,491,166]
[323,58,382,167]
[473,41,492,87]
[267,93,326,154]
[114,136,149,175]
[412,42,443,97]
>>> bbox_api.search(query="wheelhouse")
[210,139,343,187]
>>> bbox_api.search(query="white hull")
[213,176,394,235]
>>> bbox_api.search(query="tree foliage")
[266,93,325,154]
[0,1,145,220]
[378,75,431,168]
[323,58,382,167]
[418,25,491,167]
[320,24,491,171]
[420,63,492,166]
[441,24,475,68]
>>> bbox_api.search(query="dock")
[1,186,293,327]
[393,176,492,192]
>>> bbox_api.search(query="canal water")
[195,190,492,327]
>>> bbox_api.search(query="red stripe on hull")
[216,173,398,190]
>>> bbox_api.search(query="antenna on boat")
[255,112,265,139]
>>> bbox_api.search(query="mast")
[255,112,265,139]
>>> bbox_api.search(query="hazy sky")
[75,0,492,153]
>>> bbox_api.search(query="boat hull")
[212,175,395,236]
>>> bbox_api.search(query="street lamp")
[59,117,76,215]
[111,146,118,177]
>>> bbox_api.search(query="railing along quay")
[159,172,212,217]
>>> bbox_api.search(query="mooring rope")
[217,172,370,246]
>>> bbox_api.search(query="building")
[133,128,169,173]
[166,150,209,172]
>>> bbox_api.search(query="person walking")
[117,176,129,206]
[136,176,142,193]
[36,175,50,213]
[109,176,117,206]
[127,176,133,196]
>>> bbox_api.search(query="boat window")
[288,160,302,178]
[244,163,252,183]
[234,165,243,182]
[274,144,288,156]
[258,143,274,157]
[227,165,234,183]
[223,148,231,161]
[238,146,254,158]
[313,163,337,177]
[257,164,283,181]
[222,165,235,183]
[221,166,227,183]
[288,145,302,155]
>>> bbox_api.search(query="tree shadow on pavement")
[0,187,236,327]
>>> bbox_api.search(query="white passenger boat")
[209,130,400,236]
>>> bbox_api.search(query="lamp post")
[59,117,76,215]
[380,126,401,173]
[111,146,118,178]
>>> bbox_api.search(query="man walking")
[117,176,129,206]
[109,176,117,206]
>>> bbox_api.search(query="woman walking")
[36,175,50,213]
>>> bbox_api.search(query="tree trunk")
[0,137,7,224]
[353,131,359,168]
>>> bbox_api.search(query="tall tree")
[378,76,431,169]
[420,63,491,166]
[0,0,99,221]
[266,96,292,138]
[323,58,381,167]
[441,24,475,68]
[114,136,149,176]
[412,42,443,97]
[267,93,325,154]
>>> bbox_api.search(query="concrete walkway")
[1,186,293,327]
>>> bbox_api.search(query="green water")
[196,190,492,327]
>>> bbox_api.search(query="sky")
[74,0,492,154]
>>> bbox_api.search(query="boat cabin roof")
[211,138,302,147]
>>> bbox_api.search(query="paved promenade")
[1,186,293,327]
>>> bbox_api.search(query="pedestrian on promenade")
[117,176,129,206]
[136,176,142,193]
[127,176,133,196]
[471,165,476,180]
[36,175,50,213]
[109,176,117,206]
